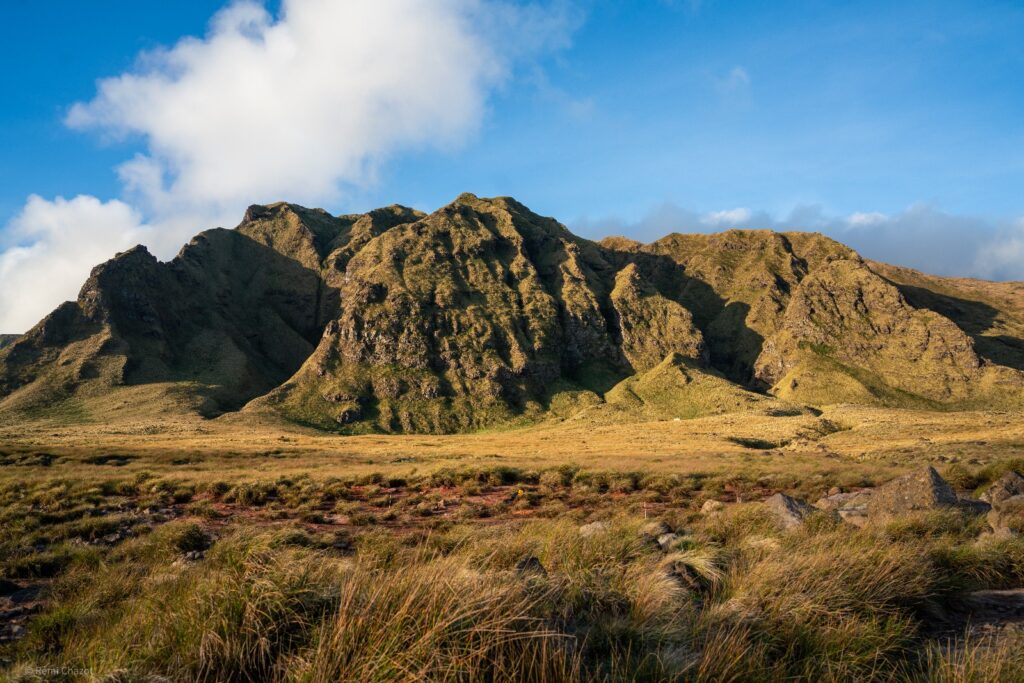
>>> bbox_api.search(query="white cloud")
[68,0,574,211]
[0,196,145,332]
[717,65,750,94]
[702,207,752,226]
[0,0,578,332]
[847,211,888,227]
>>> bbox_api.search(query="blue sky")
[2,0,1024,331]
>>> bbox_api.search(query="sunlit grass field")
[2,406,1024,681]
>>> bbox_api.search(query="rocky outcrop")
[866,466,959,517]
[815,467,997,527]
[982,471,1024,535]
[988,496,1024,536]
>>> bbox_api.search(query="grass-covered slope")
[870,260,1024,372]
[2,194,1023,431]
[0,211,338,418]
[757,260,1024,408]
[600,353,772,421]
[258,194,631,432]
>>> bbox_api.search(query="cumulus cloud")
[66,0,573,210]
[847,211,888,227]
[573,202,1024,281]
[0,196,145,332]
[0,0,578,332]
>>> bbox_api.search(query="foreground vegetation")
[2,451,1024,682]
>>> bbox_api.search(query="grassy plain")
[2,405,1024,681]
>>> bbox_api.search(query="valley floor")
[3,404,1024,483]
[2,406,1024,681]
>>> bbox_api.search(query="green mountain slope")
[2,194,1021,431]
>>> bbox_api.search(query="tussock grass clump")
[306,558,580,682]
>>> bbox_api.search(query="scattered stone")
[980,471,1024,507]
[957,497,991,516]
[514,556,547,576]
[661,558,709,593]
[816,467,980,526]
[763,493,814,529]
[866,466,958,517]
[578,521,610,538]
[837,507,869,527]
[182,550,205,562]
[814,491,863,510]
[700,500,724,514]
[988,495,1024,536]
[656,533,681,551]
[827,486,842,497]
[8,586,40,605]
[814,490,870,526]
[640,520,672,539]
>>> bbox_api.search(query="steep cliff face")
[609,263,706,372]
[2,194,1022,431]
[643,230,857,384]
[260,194,632,432]
[0,207,337,416]
[753,259,1005,406]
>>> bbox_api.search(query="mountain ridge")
[2,193,1022,432]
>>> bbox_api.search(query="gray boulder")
[866,466,958,517]
[981,471,1024,507]
[656,532,681,551]
[764,493,814,529]
[700,499,724,514]
[514,556,547,576]
[640,520,672,540]
[579,521,610,538]
[988,495,1024,536]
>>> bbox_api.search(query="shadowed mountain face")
[2,194,1022,431]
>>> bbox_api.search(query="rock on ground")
[815,466,989,526]
[514,556,547,576]
[981,471,1024,507]
[579,521,610,538]
[866,466,959,517]
[700,500,724,514]
[763,492,815,529]
[640,520,672,540]
[988,495,1024,535]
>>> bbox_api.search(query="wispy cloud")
[702,207,752,226]
[573,202,1024,281]
[719,66,751,93]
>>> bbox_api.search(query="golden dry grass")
[2,403,1022,488]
